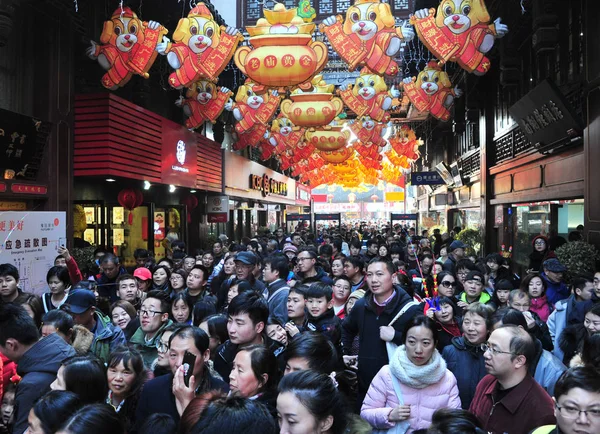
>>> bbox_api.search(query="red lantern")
[370,194,379,202]
[117,188,144,225]
[180,194,199,223]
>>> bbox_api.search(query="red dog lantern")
[180,194,199,223]
[86,7,168,90]
[349,116,387,147]
[339,69,397,122]
[176,81,233,129]
[117,188,144,224]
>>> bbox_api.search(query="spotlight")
[106,178,116,182]
[143,181,151,190]
[169,185,176,193]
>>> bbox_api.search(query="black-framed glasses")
[480,343,517,356]
[556,403,600,419]
[297,257,313,262]
[140,309,165,318]
[440,281,457,288]
[156,340,169,353]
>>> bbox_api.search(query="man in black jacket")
[342,258,422,409]
[0,303,75,434]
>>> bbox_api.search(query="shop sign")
[0,201,26,211]
[161,119,198,188]
[314,203,360,213]
[207,195,229,223]
[385,192,405,202]
[0,211,66,295]
[410,171,444,185]
[391,213,418,221]
[296,184,311,206]
[287,213,311,221]
[11,184,47,195]
[249,174,288,197]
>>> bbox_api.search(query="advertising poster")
[0,211,66,295]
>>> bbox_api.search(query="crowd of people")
[0,223,599,434]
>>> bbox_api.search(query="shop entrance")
[391,213,419,233]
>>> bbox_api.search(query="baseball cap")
[449,240,467,252]
[543,258,567,273]
[133,267,152,281]
[465,271,484,284]
[234,251,258,265]
[63,288,96,314]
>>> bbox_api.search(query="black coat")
[341,287,423,408]
[306,308,342,351]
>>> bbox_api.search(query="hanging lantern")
[176,81,233,129]
[117,188,144,225]
[180,194,199,223]
[86,7,168,90]
[319,147,354,164]
[402,62,462,122]
[349,116,387,148]
[370,194,378,202]
[305,126,349,152]
[327,193,334,203]
[339,69,397,122]
[268,115,305,155]
[411,3,508,76]
[318,0,414,76]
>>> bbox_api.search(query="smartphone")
[182,351,197,387]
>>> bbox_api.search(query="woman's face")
[202,254,214,268]
[457,268,469,284]
[528,277,544,298]
[438,275,457,297]
[172,299,190,324]
[50,365,66,391]
[331,260,344,277]
[199,321,220,355]
[153,268,168,286]
[277,392,328,434]
[346,297,357,314]
[584,312,600,336]
[462,312,488,345]
[267,324,288,346]
[434,303,454,324]
[405,325,436,366]
[223,257,236,275]
[496,289,511,305]
[440,247,447,257]
[183,257,196,273]
[48,276,66,294]
[227,284,240,305]
[170,273,186,290]
[111,306,132,330]
[534,238,546,252]
[229,350,263,398]
[107,360,137,398]
[379,246,388,257]
[432,263,443,275]
[156,331,173,367]
[27,409,44,434]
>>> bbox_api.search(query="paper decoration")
[304,126,350,152]
[175,81,232,129]
[402,61,462,122]
[339,68,397,121]
[319,147,354,164]
[411,1,508,75]
[86,7,168,90]
[319,0,415,75]
[157,3,243,88]
[349,116,387,147]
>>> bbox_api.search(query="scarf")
[389,345,447,389]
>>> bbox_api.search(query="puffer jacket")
[530,338,566,397]
[361,365,461,433]
[540,272,569,307]
[530,295,551,322]
[441,336,487,409]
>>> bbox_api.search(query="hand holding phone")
[182,350,197,387]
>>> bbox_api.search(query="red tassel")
[128,212,133,225]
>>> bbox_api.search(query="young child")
[0,384,15,434]
[332,276,351,320]
[284,285,308,339]
[305,282,342,350]
[521,273,551,322]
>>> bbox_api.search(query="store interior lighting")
[169,185,176,193]
[143,181,151,190]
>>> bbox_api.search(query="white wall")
[215,0,238,27]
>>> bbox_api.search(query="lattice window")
[246,0,261,21]
[394,0,410,10]
[319,0,334,14]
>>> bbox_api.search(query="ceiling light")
[190,189,197,193]
[169,185,176,193]
[106,178,116,182]
[143,181,151,190]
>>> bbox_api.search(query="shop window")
[419,212,447,232]
[452,209,482,232]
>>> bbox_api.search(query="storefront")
[224,152,296,238]
[73,93,223,264]
[447,182,482,231]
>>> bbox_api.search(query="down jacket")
[361,365,461,433]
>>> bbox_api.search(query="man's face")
[168,335,207,379]
[510,295,531,312]
[227,312,262,346]
[263,263,279,283]
[117,279,138,303]
[421,258,433,274]
[276,229,284,238]
[187,268,206,290]
[594,272,600,298]
[483,328,523,379]
[464,279,483,300]
[487,261,499,272]
[297,253,315,274]
[344,261,359,280]
[102,261,119,279]
[545,269,563,283]
[70,307,96,330]
[0,275,19,299]
[366,262,394,298]
[235,262,253,280]
[135,257,147,267]
[350,245,360,256]
[140,298,168,335]
[287,291,306,320]
[368,243,379,255]
[202,254,214,268]
[54,257,67,267]
[292,235,302,246]
[577,282,595,301]
[407,244,416,256]
[213,243,222,255]
[183,257,196,272]
[453,248,465,259]
[554,387,600,434]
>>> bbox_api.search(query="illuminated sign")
[249,174,288,197]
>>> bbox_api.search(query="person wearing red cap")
[134,267,152,293]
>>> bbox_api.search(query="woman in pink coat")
[361,315,461,433]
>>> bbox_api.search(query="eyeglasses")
[156,341,169,353]
[440,281,457,288]
[534,239,546,245]
[140,309,165,318]
[170,275,183,280]
[556,403,600,420]
[297,257,313,262]
[457,271,468,276]
[480,343,517,356]
[512,303,530,309]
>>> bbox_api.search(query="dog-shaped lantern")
[157,3,243,89]
[340,69,397,122]
[226,81,281,151]
[402,62,463,122]
[349,116,387,148]
[175,80,232,130]
[86,7,168,90]
[267,116,306,154]
[411,0,508,75]
[320,0,415,76]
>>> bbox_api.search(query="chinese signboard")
[0,212,66,295]
[249,174,288,197]
[161,119,198,188]
[207,195,229,223]
[410,171,444,185]
[296,184,311,206]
